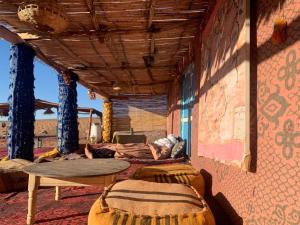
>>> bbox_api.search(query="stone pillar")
[7,44,35,161]
[102,101,112,143]
[57,72,79,154]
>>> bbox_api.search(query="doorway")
[180,64,196,156]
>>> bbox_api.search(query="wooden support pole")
[87,109,93,143]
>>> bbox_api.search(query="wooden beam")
[170,0,196,65]
[79,79,110,99]
[85,0,99,30]
[0,25,24,44]
[148,0,155,29]
[109,93,163,99]
[86,80,171,88]
[20,21,199,41]
[146,67,155,82]
[0,26,111,99]
[87,108,93,143]
[0,26,65,74]
[85,0,136,90]
[146,0,156,83]
[54,38,112,83]
[87,37,121,82]
[73,65,175,71]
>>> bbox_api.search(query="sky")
[0,40,103,120]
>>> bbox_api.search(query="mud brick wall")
[167,0,300,224]
[111,95,167,133]
[0,117,101,147]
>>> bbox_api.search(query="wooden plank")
[0,25,24,44]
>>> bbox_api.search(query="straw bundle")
[17,1,68,33]
[102,102,112,143]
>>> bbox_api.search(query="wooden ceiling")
[0,0,213,99]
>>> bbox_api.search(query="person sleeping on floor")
[35,134,185,162]
[85,134,186,161]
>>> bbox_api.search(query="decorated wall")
[197,0,250,169]
[167,0,300,224]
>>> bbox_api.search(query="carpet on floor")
[0,163,145,225]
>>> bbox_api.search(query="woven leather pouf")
[132,164,206,196]
[88,180,215,225]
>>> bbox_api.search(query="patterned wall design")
[197,0,250,167]
[168,0,300,224]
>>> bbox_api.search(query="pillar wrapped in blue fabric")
[57,72,79,154]
[7,44,35,161]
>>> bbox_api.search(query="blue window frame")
[180,64,196,157]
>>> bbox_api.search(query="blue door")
[180,64,196,156]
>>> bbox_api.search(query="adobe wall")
[167,0,299,224]
[0,117,100,147]
[111,95,167,133]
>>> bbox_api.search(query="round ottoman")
[88,180,215,225]
[0,159,33,193]
[131,164,206,196]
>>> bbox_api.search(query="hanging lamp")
[44,108,55,115]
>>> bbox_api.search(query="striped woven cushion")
[131,164,205,196]
[88,180,215,225]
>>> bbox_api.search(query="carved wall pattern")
[168,0,300,224]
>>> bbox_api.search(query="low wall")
[0,117,101,148]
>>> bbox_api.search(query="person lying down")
[85,134,186,160]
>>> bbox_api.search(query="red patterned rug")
[0,147,53,160]
[0,163,145,225]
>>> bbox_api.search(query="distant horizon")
[0,115,99,122]
[0,40,103,120]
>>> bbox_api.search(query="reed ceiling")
[0,0,213,98]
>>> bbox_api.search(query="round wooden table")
[23,159,130,225]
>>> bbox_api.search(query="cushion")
[36,148,59,159]
[88,180,215,225]
[149,143,171,160]
[34,148,59,162]
[167,134,178,145]
[0,159,33,193]
[171,141,185,158]
[132,164,205,196]
[154,137,174,149]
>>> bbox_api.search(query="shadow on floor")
[200,169,243,225]
[35,212,89,224]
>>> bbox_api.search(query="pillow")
[88,180,215,225]
[167,134,178,145]
[149,143,171,160]
[154,137,174,149]
[171,141,185,158]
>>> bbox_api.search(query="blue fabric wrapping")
[7,44,35,161]
[57,73,79,154]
